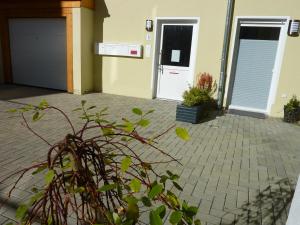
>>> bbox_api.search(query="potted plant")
[176,73,216,124]
[284,95,300,123]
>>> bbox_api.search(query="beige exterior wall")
[0,35,3,84]
[94,0,227,98]
[225,0,300,117]
[94,0,299,117]
[72,7,94,95]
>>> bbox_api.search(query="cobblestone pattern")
[0,85,300,225]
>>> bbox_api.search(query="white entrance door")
[9,18,67,90]
[156,23,197,101]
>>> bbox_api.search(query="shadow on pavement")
[222,178,295,225]
[0,84,64,101]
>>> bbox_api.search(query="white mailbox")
[95,43,143,58]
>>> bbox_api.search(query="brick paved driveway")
[0,85,300,225]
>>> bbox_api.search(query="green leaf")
[166,170,173,177]
[47,216,53,225]
[160,175,168,184]
[99,107,108,113]
[166,171,179,180]
[194,219,202,225]
[101,127,114,136]
[113,212,121,225]
[87,105,96,110]
[31,187,38,193]
[166,191,180,208]
[16,204,28,219]
[121,156,132,173]
[95,118,109,124]
[29,191,44,205]
[170,211,183,224]
[123,122,134,133]
[32,165,47,175]
[137,119,150,127]
[148,184,163,199]
[149,210,162,225]
[5,223,13,225]
[45,170,55,185]
[141,196,152,207]
[175,127,190,141]
[33,111,40,121]
[73,107,82,112]
[74,187,85,193]
[129,179,141,193]
[124,196,138,205]
[185,206,198,217]
[98,183,117,192]
[173,181,183,191]
[126,203,139,223]
[155,205,166,219]
[182,201,189,211]
[132,108,143,116]
[145,109,155,115]
[81,100,87,106]
[122,220,134,225]
[7,108,17,113]
[38,99,49,109]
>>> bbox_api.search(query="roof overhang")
[0,0,94,10]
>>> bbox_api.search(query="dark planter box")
[284,106,300,123]
[176,104,206,124]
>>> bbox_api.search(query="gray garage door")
[9,18,67,90]
[230,26,280,111]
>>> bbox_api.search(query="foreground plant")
[2,100,201,225]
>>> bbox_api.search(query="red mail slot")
[130,50,138,55]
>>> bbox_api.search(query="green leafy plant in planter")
[284,95,300,123]
[3,100,201,225]
[176,73,217,124]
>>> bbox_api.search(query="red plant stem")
[48,106,75,134]
[21,112,52,146]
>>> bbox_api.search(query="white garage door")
[9,18,67,90]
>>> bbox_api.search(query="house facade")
[0,0,300,118]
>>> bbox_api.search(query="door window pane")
[161,25,193,67]
[239,26,280,40]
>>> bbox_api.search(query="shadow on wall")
[222,178,295,225]
[94,0,110,92]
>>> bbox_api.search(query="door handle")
[158,50,164,74]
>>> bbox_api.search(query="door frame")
[151,17,200,100]
[226,16,289,115]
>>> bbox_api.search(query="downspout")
[217,0,235,109]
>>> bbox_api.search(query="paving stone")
[0,85,299,225]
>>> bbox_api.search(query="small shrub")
[285,95,300,112]
[284,95,300,123]
[3,100,201,225]
[182,87,210,107]
[182,73,217,107]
